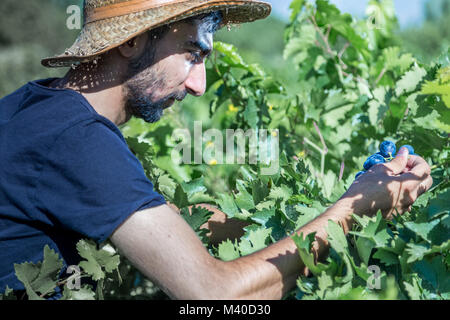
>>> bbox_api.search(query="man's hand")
[341,146,433,219]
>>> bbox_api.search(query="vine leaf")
[395,65,427,96]
[217,239,240,261]
[14,245,63,300]
[77,240,120,282]
[238,228,272,256]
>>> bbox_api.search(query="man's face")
[123,20,213,123]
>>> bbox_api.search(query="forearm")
[223,197,355,299]
[168,202,250,245]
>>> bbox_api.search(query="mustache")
[169,90,188,102]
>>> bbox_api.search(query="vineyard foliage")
[1,0,449,300]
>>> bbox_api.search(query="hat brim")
[41,0,271,68]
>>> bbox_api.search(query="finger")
[401,154,419,173]
[383,146,409,175]
[416,175,433,197]
[406,154,418,168]
[408,156,432,178]
[404,174,433,206]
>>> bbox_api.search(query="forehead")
[164,20,213,46]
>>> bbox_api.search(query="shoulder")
[5,78,127,151]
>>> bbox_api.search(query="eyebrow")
[186,40,213,58]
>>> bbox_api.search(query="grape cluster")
[355,141,416,179]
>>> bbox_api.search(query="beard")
[123,53,186,124]
[123,70,166,123]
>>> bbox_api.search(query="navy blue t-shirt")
[0,78,166,292]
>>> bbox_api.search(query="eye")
[188,50,203,64]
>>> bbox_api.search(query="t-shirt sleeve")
[35,119,166,243]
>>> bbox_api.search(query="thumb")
[384,146,409,174]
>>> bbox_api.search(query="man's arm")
[110,148,433,299]
[167,202,250,246]
[109,199,353,299]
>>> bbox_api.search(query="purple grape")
[400,145,415,155]
[355,171,366,179]
[379,140,396,158]
[363,154,386,170]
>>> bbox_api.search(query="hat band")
[85,0,192,24]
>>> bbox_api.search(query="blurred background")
[0,0,449,97]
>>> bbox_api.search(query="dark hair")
[185,10,223,33]
[146,10,223,44]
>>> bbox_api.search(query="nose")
[184,62,206,97]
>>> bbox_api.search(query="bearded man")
[0,0,433,299]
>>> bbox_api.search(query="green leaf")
[14,264,42,300]
[238,228,272,256]
[77,239,120,281]
[405,243,431,263]
[62,285,96,300]
[251,208,276,227]
[14,245,64,299]
[0,286,16,300]
[217,193,240,219]
[383,47,414,72]
[180,206,213,232]
[395,65,427,96]
[403,277,423,300]
[283,24,316,61]
[404,219,440,243]
[427,189,450,219]
[292,232,329,276]
[268,185,293,202]
[406,240,450,263]
[235,180,255,210]
[157,174,177,200]
[294,205,322,229]
[421,81,450,96]
[181,177,207,198]
[251,179,270,205]
[255,200,276,211]
[323,281,353,300]
[217,239,240,261]
[420,66,450,108]
[326,220,348,254]
[289,0,305,22]
[315,0,369,58]
[413,110,442,130]
[289,194,313,205]
[373,249,398,266]
[243,98,259,129]
[173,185,189,209]
[296,276,318,297]
[368,99,388,126]
[213,42,246,69]
[350,212,390,247]
[316,272,333,299]
[413,256,450,294]
[356,237,375,265]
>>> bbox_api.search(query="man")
[0,0,433,299]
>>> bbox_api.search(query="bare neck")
[50,59,130,126]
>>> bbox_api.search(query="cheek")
[163,54,191,85]
[140,55,191,97]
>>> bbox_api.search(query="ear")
[117,33,148,60]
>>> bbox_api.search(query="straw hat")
[41,0,272,68]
